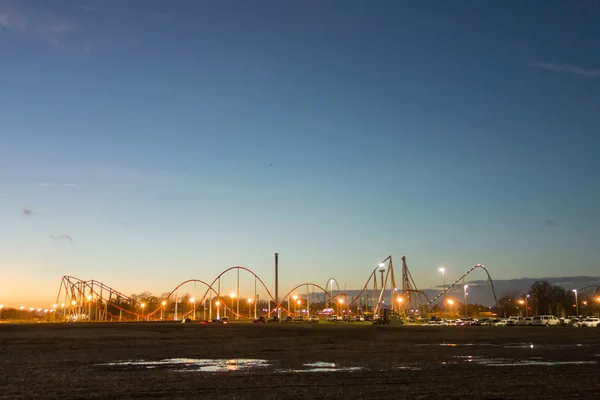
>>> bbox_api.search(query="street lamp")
[338,298,344,315]
[216,300,221,320]
[247,298,253,319]
[439,267,446,318]
[229,293,235,318]
[573,289,578,316]
[0,305,3,319]
[463,285,468,318]
[20,306,25,319]
[161,301,167,320]
[141,303,146,320]
[190,298,196,320]
[293,295,298,315]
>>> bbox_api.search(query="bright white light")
[439,267,445,273]
[464,285,468,289]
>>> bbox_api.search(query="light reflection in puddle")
[277,362,363,373]
[99,358,270,372]
[451,356,598,367]
[415,343,596,349]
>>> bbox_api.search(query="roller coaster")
[55,255,500,322]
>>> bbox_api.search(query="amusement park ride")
[55,254,502,322]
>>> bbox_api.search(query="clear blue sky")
[1,0,599,307]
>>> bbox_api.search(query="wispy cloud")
[0,5,74,45]
[531,62,600,78]
[545,219,557,227]
[39,182,55,187]
[49,234,73,242]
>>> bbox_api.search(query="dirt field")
[1,322,599,399]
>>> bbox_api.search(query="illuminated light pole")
[229,293,235,319]
[293,295,298,315]
[518,299,525,317]
[297,299,302,317]
[439,267,446,318]
[86,295,92,321]
[0,305,3,320]
[525,294,530,318]
[161,301,167,320]
[573,289,578,316]
[447,299,454,317]
[338,298,344,315]
[463,285,468,318]
[190,298,196,320]
[20,306,25,319]
[141,303,146,320]
[247,298,253,319]
[216,300,221,320]
[329,279,335,309]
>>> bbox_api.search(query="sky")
[1,0,599,308]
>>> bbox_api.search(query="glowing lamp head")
[162,301,167,306]
[447,299,454,305]
[439,267,445,273]
[215,301,220,306]
[378,263,385,271]
[86,295,92,301]
[190,298,195,303]
[338,299,344,304]
[397,297,404,303]
[71,300,77,306]
[20,306,25,310]
[293,295,298,301]
[247,298,253,304]
[141,303,146,309]
[229,293,236,299]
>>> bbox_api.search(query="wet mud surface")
[1,323,599,399]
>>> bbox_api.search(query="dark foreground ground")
[1,322,599,399]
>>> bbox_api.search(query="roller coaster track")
[428,264,499,307]
[56,266,342,321]
[56,256,497,322]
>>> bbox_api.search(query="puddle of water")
[277,361,363,373]
[99,358,270,372]
[450,357,597,367]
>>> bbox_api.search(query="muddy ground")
[1,322,599,399]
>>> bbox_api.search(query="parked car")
[181,317,192,324]
[506,317,523,326]
[531,315,560,326]
[267,316,279,323]
[575,317,600,327]
[308,315,319,323]
[517,317,532,326]
[282,316,293,323]
[495,319,509,326]
[293,316,304,322]
[253,317,266,323]
[326,315,339,322]
[221,317,229,324]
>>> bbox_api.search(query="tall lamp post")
[293,295,298,315]
[525,295,530,317]
[141,303,146,320]
[229,293,236,318]
[0,305,3,320]
[247,298,253,319]
[439,267,446,318]
[161,301,167,320]
[20,306,25,320]
[573,289,578,316]
[190,298,196,320]
[338,298,344,315]
[463,285,468,318]
[216,300,221,320]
